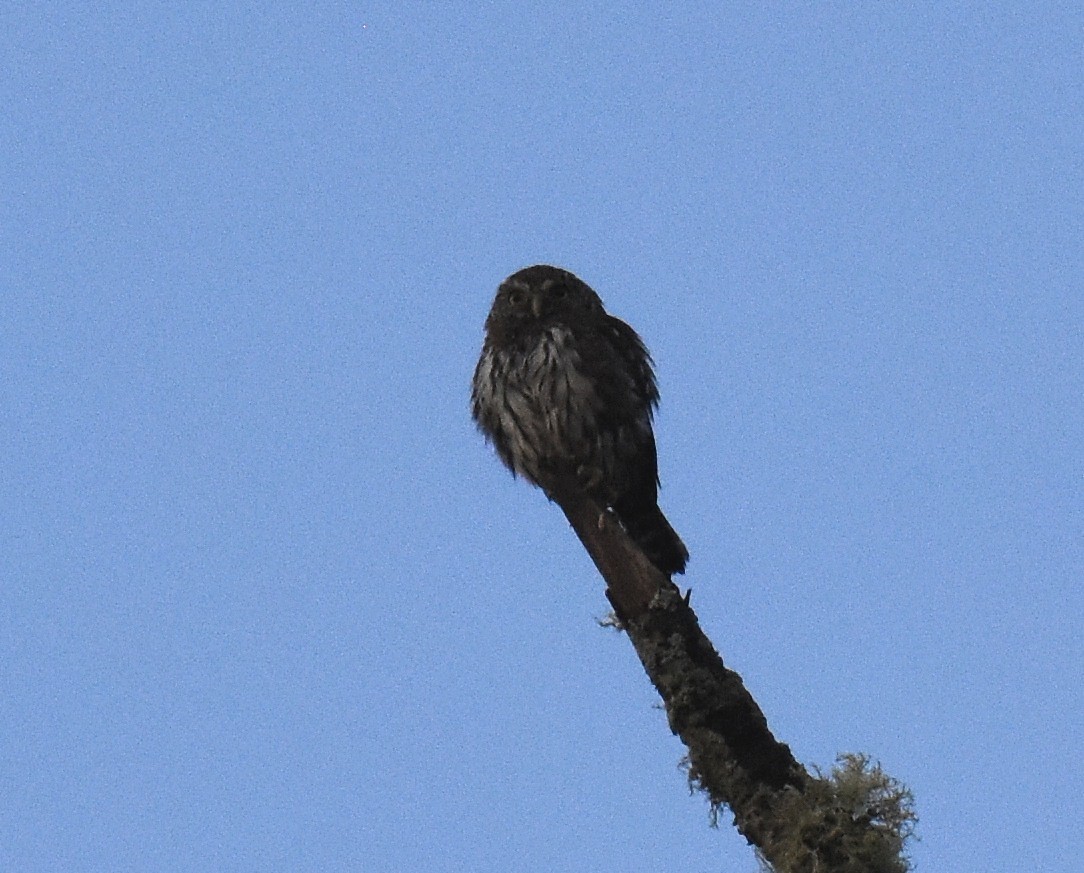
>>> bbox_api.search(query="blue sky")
[3,4,1081,871]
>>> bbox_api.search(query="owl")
[471,264,688,576]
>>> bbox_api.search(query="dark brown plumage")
[471,265,688,576]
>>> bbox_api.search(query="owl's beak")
[531,293,544,319]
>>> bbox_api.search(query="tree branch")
[549,479,915,872]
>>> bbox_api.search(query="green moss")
[760,753,916,873]
[687,752,916,873]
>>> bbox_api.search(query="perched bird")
[471,265,688,576]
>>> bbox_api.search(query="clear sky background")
[3,4,1081,872]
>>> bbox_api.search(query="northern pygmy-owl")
[471,264,688,576]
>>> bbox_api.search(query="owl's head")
[485,265,605,337]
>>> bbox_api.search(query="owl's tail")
[618,502,689,576]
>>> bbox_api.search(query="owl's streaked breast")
[475,326,602,483]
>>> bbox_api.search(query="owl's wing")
[585,315,663,494]
[601,315,659,414]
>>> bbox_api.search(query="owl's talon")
[576,464,605,494]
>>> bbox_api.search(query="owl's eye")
[509,290,526,305]
[551,285,566,299]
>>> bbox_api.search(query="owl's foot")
[575,464,605,495]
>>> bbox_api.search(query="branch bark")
[549,479,914,873]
